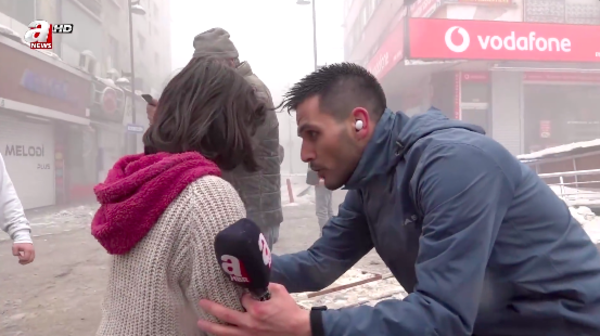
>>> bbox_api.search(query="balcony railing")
[538,169,600,207]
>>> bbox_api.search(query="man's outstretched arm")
[315,143,515,336]
[271,190,374,293]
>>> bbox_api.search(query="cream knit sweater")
[96,175,245,336]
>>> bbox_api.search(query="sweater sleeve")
[0,154,32,244]
[182,176,246,328]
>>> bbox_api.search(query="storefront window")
[524,84,600,153]
[461,81,491,134]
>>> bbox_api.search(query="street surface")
[0,187,386,336]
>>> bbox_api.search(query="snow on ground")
[549,185,600,207]
[517,138,600,161]
[549,185,600,243]
[0,204,100,242]
[570,206,600,244]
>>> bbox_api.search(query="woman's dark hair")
[143,58,267,171]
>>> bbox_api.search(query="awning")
[0,97,90,125]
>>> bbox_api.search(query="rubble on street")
[291,268,408,309]
[0,204,99,243]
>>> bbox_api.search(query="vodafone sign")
[408,18,600,62]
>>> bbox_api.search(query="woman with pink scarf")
[91,58,267,335]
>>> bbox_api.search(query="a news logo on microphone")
[215,218,272,300]
[219,232,271,285]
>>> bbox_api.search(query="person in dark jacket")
[197,63,600,336]
[191,28,282,249]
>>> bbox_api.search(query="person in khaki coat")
[146,28,283,249]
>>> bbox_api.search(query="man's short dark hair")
[281,63,386,120]
[143,59,267,171]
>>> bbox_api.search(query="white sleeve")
[0,154,32,244]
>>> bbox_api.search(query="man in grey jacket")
[192,28,283,248]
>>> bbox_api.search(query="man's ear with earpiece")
[355,120,364,131]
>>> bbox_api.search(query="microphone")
[214,218,272,301]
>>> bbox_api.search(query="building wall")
[100,0,130,76]
[131,0,171,95]
[345,0,600,66]
[0,0,34,34]
[343,0,365,58]
[0,0,172,95]
[524,0,600,24]
[60,0,103,69]
[344,0,402,66]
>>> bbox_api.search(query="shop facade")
[366,16,600,155]
[89,80,127,184]
[0,35,92,209]
[521,73,600,153]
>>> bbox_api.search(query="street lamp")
[126,0,146,153]
[294,0,319,175]
[131,4,146,15]
[296,0,317,71]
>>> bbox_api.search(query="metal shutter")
[491,72,523,155]
[0,113,56,209]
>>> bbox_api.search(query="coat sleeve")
[318,143,515,336]
[183,177,245,327]
[0,154,32,244]
[271,190,374,293]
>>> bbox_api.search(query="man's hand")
[12,243,35,265]
[146,98,158,125]
[197,283,311,336]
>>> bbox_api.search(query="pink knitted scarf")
[91,152,221,255]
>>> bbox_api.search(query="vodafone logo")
[410,18,600,62]
[444,25,572,54]
[445,26,470,53]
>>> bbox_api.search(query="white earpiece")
[355,120,364,131]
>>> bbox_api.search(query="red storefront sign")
[408,18,600,62]
[0,40,91,117]
[540,120,551,138]
[523,72,600,83]
[366,19,405,80]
